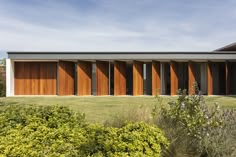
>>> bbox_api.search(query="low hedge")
[0,105,168,157]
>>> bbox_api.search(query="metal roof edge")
[7,51,236,54]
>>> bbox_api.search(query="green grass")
[0,96,235,123]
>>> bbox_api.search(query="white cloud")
[0,0,236,58]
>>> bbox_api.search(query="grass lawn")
[0,96,236,123]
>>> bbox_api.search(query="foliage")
[0,105,168,157]
[0,59,6,66]
[81,122,169,157]
[0,105,86,156]
[152,87,224,157]
[0,59,5,97]
[0,73,5,97]
[155,89,222,139]
[202,109,236,157]
[0,81,5,97]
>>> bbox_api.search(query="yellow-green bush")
[0,105,168,157]
[0,105,87,156]
[81,122,169,157]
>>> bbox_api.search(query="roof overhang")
[7,51,236,61]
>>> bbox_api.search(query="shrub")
[156,89,222,139]
[0,61,6,97]
[153,89,223,157]
[0,76,5,97]
[202,109,236,157]
[0,105,87,156]
[81,122,169,157]
[0,105,168,157]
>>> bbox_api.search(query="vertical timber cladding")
[58,61,75,95]
[207,62,213,95]
[14,62,25,95]
[188,62,196,95]
[77,61,92,95]
[170,61,178,95]
[14,62,57,95]
[114,61,126,95]
[133,61,144,95]
[96,61,109,95]
[152,61,161,96]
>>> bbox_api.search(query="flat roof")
[7,51,236,54]
[7,51,236,61]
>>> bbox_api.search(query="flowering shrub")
[202,109,236,157]
[159,89,222,139]
[152,87,228,157]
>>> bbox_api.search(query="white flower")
[180,102,185,109]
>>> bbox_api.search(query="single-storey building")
[6,42,236,96]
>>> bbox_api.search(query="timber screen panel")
[58,61,75,95]
[77,61,92,95]
[133,61,143,95]
[114,61,126,95]
[96,61,109,95]
[170,62,178,95]
[152,61,160,96]
[14,62,57,95]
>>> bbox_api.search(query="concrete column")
[92,63,96,95]
[6,59,14,97]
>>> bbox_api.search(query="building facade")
[6,43,236,96]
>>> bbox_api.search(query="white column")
[6,59,14,96]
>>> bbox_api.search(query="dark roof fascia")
[7,51,236,54]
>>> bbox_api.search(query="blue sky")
[1,0,236,58]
